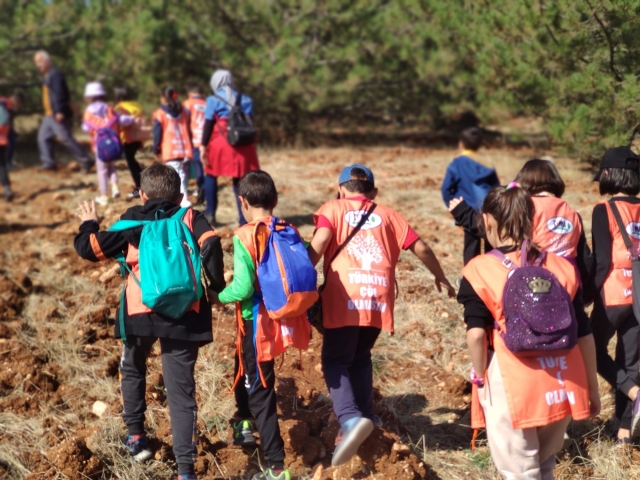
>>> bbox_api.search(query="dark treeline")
[2,0,639,157]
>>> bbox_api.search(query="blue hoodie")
[441,153,499,211]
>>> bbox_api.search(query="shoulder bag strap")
[322,202,377,285]
[609,199,633,249]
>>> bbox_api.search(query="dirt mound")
[26,437,104,480]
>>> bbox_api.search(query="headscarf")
[210,69,236,106]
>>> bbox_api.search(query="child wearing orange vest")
[515,159,593,290]
[308,165,456,466]
[73,163,225,480]
[458,185,599,479]
[591,146,640,443]
[152,85,193,208]
[215,170,300,480]
[82,81,133,206]
[182,84,206,204]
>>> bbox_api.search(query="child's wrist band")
[470,367,485,386]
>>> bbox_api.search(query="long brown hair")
[481,185,534,245]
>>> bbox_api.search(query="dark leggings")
[591,301,640,429]
[204,175,246,225]
[0,146,9,187]
[123,141,142,188]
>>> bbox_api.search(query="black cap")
[594,146,640,181]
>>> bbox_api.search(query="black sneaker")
[127,188,140,199]
[125,434,153,462]
[232,419,256,446]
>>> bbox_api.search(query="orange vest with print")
[152,107,193,161]
[124,209,205,316]
[532,196,582,259]
[83,105,119,151]
[182,97,206,148]
[600,200,640,306]
[314,198,409,333]
[463,251,590,430]
[0,97,13,146]
[234,217,311,364]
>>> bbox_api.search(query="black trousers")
[120,336,199,475]
[0,145,9,187]
[591,302,640,430]
[321,326,381,425]
[123,141,142,188]
[233,320,285,467]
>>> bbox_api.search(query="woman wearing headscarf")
[200,69,259,226]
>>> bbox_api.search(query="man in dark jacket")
[34,50,92,172]
[74,163,225,480]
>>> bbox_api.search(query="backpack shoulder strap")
[487,249,516,271]
[109,219,148,232]
[608,199,633,249]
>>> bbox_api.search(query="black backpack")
[215,91,256,147]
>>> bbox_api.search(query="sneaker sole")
[331,418,374,467]
[132,449,153,462]
[232,432,256,446]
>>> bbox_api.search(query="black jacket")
[44,67,73,119]
[74,200,225,343]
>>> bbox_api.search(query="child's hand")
[448,197,464,212]
[76,200,101,224]
[435,276,456,298]
[588,389,601,417]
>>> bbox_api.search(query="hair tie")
[506,182,521,190]
[171,92,178,99]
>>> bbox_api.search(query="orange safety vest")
[0,97,12,146]
[182,97,206,148]
[152,107,193,161]
[463,250,590,430]
[531,196,582,259]
[83,105,119,151]
[599,200,640,306]
[314,198,410,333]
[122,209,217,315]
[233,217,311,387]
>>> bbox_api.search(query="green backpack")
[110,208,203,343]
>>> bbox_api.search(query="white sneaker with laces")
[95,195,109,206]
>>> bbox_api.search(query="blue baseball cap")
[338,164,375,186]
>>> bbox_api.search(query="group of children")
[444,129,640,478]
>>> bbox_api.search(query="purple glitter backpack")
[489,242,578,354]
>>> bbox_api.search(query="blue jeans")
[191,148,204,189]
[204,175,246,226]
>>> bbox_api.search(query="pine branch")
[585,0,622,82]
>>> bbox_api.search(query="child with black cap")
[591,146,640,444]
[308,164,455,466]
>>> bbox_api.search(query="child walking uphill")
[0,91,23,201]
[308,165,456,466]
[153,85,193,208]
[182,84,206,204]
[591,146,640,443]
[73,163,226,480]
[216,170,314,480]
[458,185,599,479]
[442,127,500,264]
[82,81,132,206]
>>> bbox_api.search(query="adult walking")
[34,50,92,172]
[200,69,259,226]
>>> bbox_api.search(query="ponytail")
[480,183,534,245]
[161,85,181,112]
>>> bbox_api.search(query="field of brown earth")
[0,145,638,479]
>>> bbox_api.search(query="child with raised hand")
[216,170,304,480]
[443,127,500,264]
[152,85,193,208]
[73,163,225,480]
[591,146,640,444]
[307,164,455,467]
[82,81,132,206]
[182,84,206,204]
[458,184,599,479]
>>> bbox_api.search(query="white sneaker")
[95,195,109,206]
[112,185,121,199]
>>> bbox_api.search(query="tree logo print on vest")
[347,234,383,270]
[344,210,382,230]
[626,222,640,240]
[546,217,573,235]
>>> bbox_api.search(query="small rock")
[311,465,324,480]
[393,442,410,453]
[314,363,322,374]
[92,401,108,418]
[441,311,449,318]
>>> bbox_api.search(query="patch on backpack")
[528,277,551,294]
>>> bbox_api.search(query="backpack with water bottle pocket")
[489,241,578,354]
